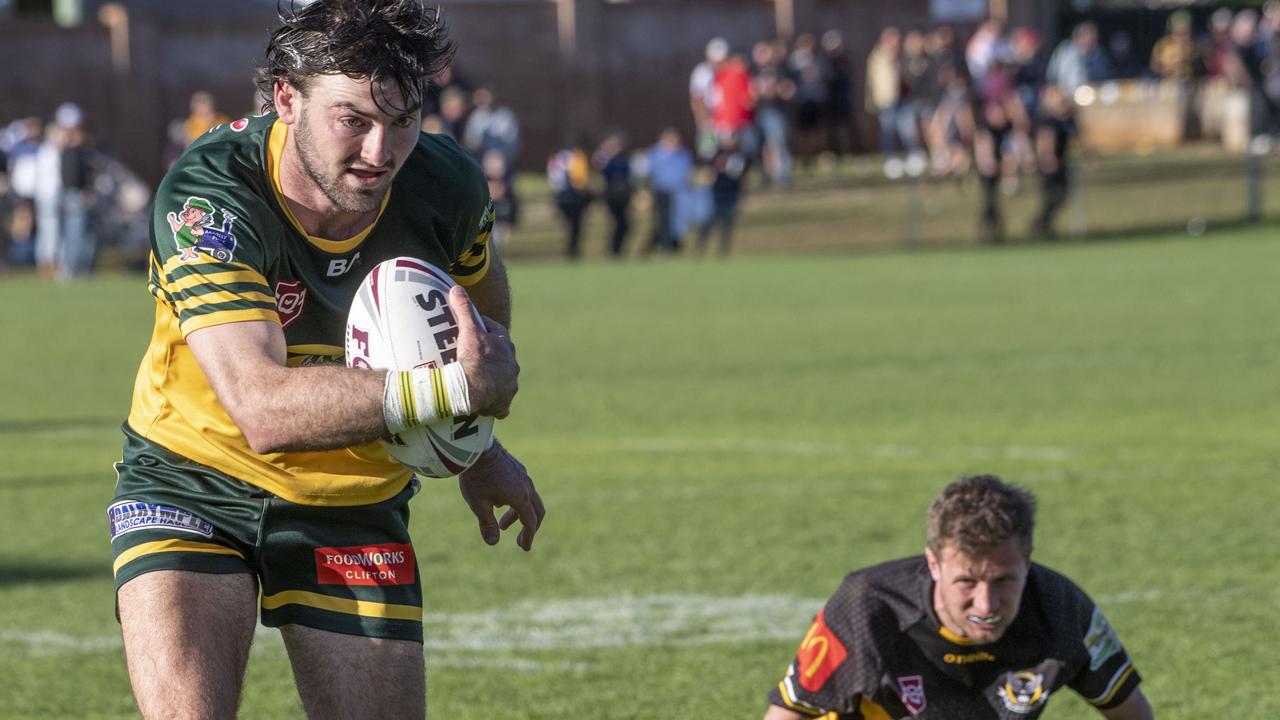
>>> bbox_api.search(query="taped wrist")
[383,364,472,433]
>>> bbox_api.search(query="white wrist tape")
[383,364,472,434]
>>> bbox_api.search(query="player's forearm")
[467,250,512,329]
[223,363,390,454]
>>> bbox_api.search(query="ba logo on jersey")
[999,671,1050,714]
[897,675,928,715]
[795,610,848,692]
[166,196,238,263]
[275,280,307,327]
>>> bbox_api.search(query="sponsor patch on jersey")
[165,196,239,263]
[230,117,249,132]
[1084,606,1122,671]
[315,543,415,586]
[275,280,307,327]
[898,675,928,715]
[998,671,1050,714]
[108,500,214,539]
[795,609,848,692]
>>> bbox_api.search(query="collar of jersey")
[938,625,980,645]
[267,119,390,254]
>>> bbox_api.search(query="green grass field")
[2,225,1278,718]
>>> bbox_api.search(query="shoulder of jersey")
[402,132,486,196]
[164,115,275,199]
[837,557,931,626]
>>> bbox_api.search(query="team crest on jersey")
[275,280,307,327]
[998,671,1050,714]
[1084,607,1122,671]
[897,675,927,715]
[229,117,249,132]
[166,196,238,263]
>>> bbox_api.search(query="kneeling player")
[764,475,1154,720]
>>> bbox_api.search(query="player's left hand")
[458,441,545,551]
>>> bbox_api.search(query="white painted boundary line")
[1,587,1260,665]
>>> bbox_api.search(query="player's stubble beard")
[293,112,386,215]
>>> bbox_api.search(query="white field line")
[1,586,1260,663]
[618,437,1075,463]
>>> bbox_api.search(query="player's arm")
[187,285,516,454]
[762,705,806,720]
[1099,687,1153,720]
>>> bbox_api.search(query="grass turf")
[0,225,1277,718]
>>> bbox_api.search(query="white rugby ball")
[345,257,494,477]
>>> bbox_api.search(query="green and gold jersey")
[126,113,494,506]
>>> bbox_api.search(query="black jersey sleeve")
[769,574,894,717]
[148,136,278,336]
[450,199,494,288]
[1049,575,1142,710]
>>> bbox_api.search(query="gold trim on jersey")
[261,590,422,621]
[450,201,493,287]
[857,697,891,720]
[938,625,979,645]
[112,538,245,577]
[1087,661,1135,706]
[287,344,343,356]
[267,119,390,254]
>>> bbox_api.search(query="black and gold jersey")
[769,557,1141,719]
[126,113,494,507]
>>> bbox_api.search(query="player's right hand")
[449,285,519,418]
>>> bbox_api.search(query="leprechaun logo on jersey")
[166,196,239,262]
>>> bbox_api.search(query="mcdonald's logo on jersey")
[796,609,848,692]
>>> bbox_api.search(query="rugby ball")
[345,257,494,477]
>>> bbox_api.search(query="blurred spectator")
[1031,84,1078,239]
[821,30,857,166]
[1223,9,1276,137]
[694,131,748,257]
[58,116,96,279]
[1011,27,1049,118]
[463,87,520,169]
[482,150,515,251]
[425,63,471,118]
[866,26,921,178]
[645,127,693,253]
[437,87,469,140]
[966,19,1009,90]
[751,39,794,187]
[5,117,42,266]
[547,139,593,260]
[902,31,932,160]
[712,52,758,158]
[925,61,975,178]
[166,91,228,167]
[789,32,830,166]
[1047,22,1113,98]
[691,37,729,159]
[592,130,633,258]
[974,76,1028,243]
[1201,8,1235,79]
[33,121,64,279]
[1151,11,1196,82]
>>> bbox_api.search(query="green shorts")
[109,425,423,642]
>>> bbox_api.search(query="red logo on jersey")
[898,675,928,715]
[275,280,307,327]
[230,117,249,132]
[315,543,415,586]
[795,610,848,692]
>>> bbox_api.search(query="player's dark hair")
[927,475,1036,557]
[255,0,456,114]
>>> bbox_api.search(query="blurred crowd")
[543,5,1280,254]
[0,103,149,278]
[8,7,1280,273]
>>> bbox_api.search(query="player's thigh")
[118,570,258,720]
[281,623,425,720]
